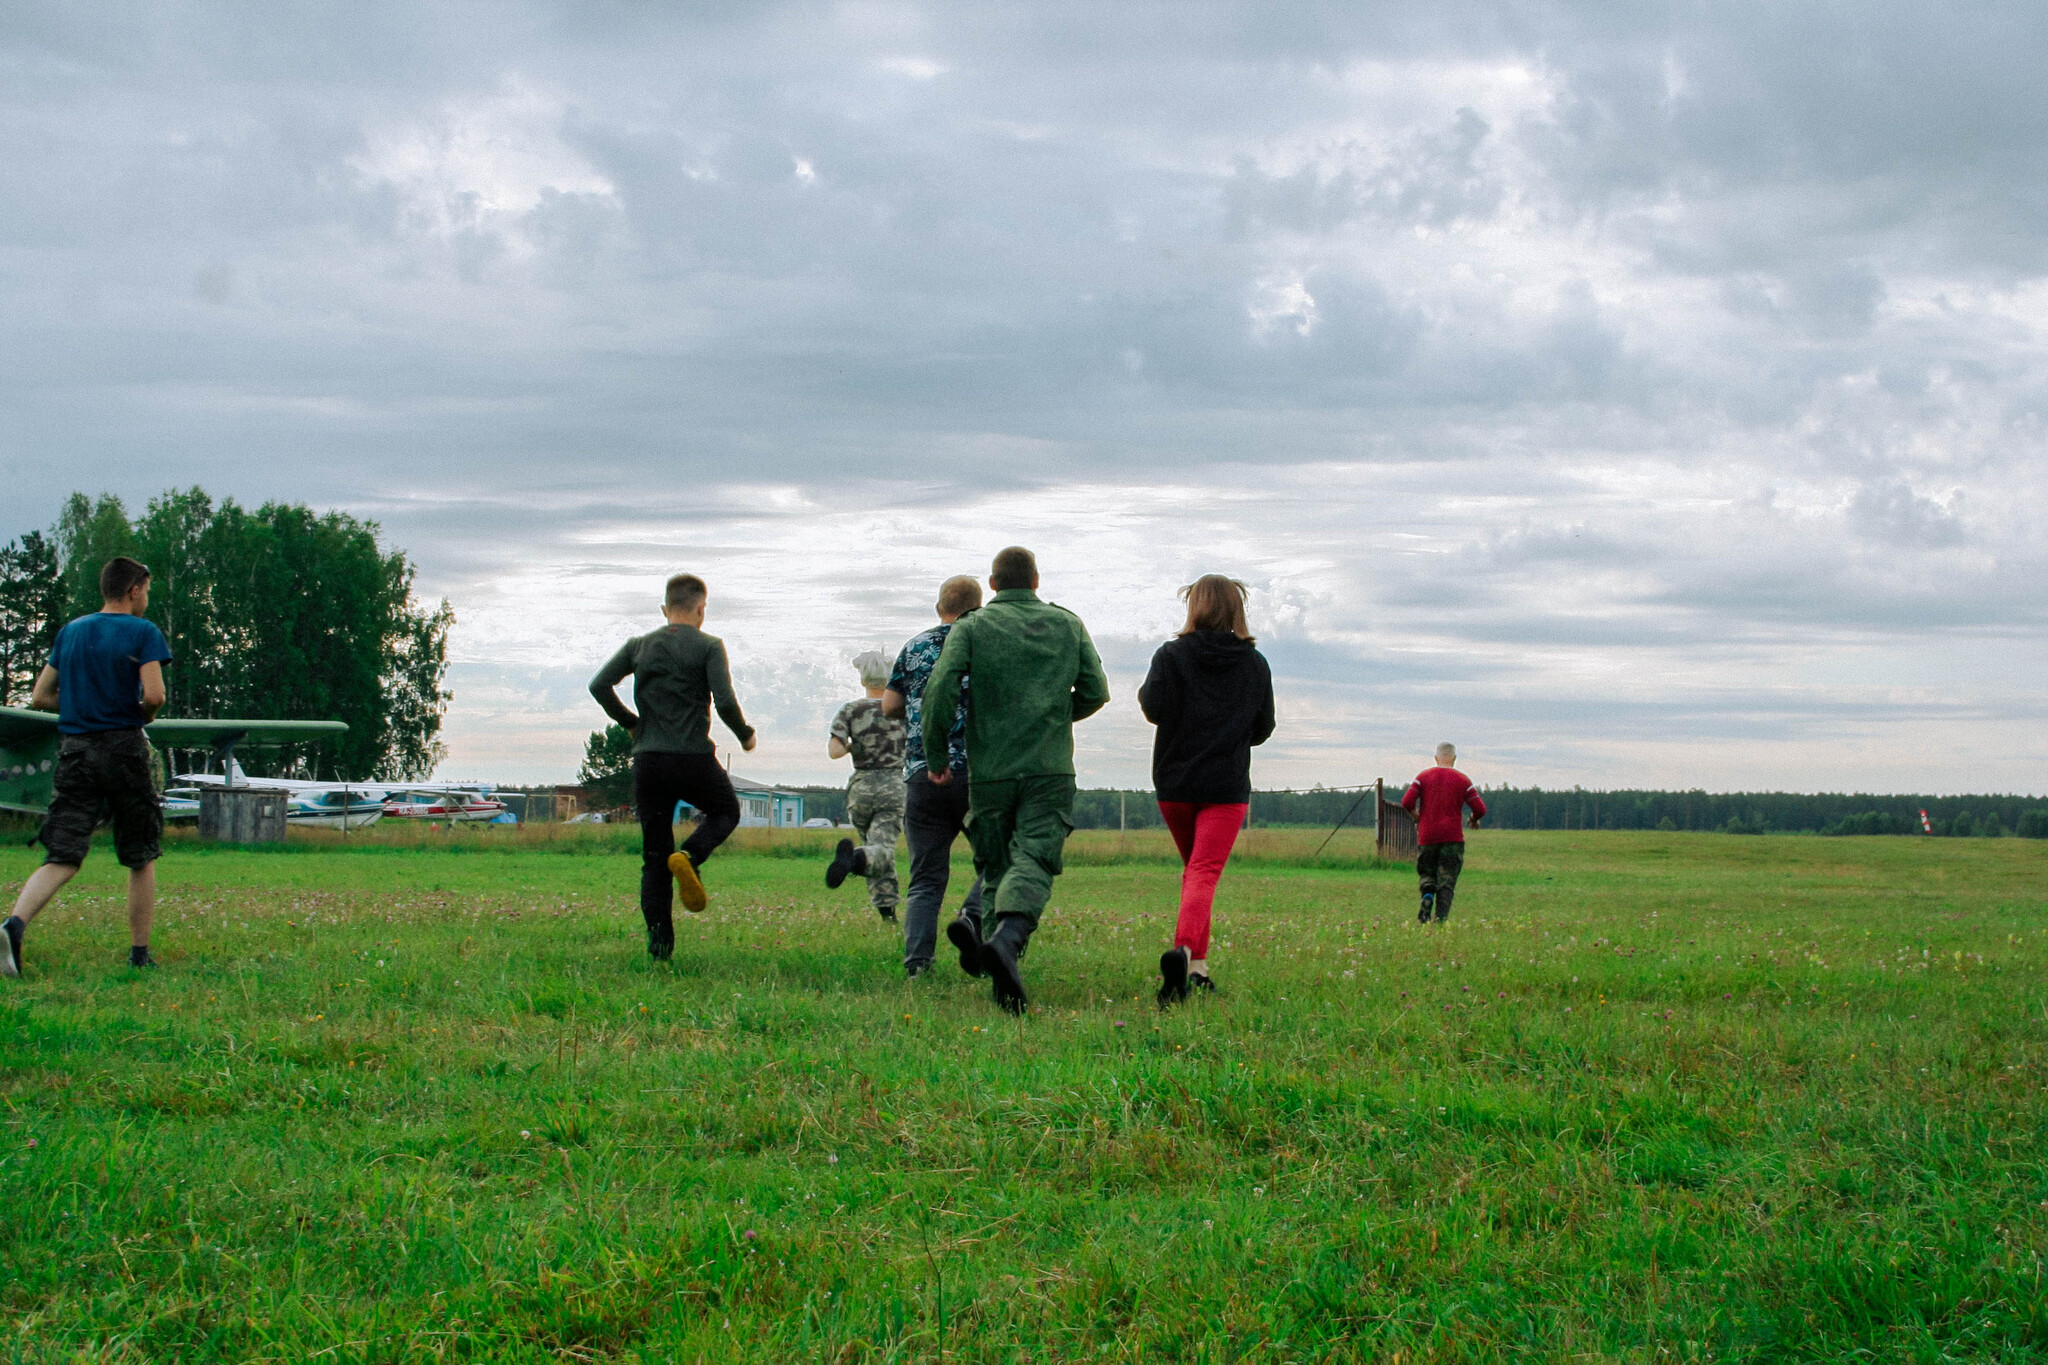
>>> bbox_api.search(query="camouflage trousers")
[847,770,906,914]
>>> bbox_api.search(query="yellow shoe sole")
[667,852,708,913]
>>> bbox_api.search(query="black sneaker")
[646,918,675,961]
[1158,946,1190,1007]
[1418,891,1435,923]
[877,905,897,923]
[1433,901,1452,924]
[1,917,22,978]
[851,848,870,877]
[826,839,858,889]
[946,916,986,978]
[985,931,1027,1015]
[129,946,157,969]
[1189,972,1216,994]
[905,961,930,979]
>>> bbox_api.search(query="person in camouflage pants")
[825,651,907,919]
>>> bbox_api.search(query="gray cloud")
[3,1,2046,793]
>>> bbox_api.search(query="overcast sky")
[4,3,2044,794]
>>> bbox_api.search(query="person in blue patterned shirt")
[882,575,985,977]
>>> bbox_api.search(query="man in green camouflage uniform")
[825,651,907,920]
[923,547,1110,1013]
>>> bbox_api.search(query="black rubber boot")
[946,915,986,978]
[646,913,675,961]
[1158,945,1190,1007]
[826,839,857,889]
[984,916,1031,1015]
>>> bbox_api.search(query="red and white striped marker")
[1918,809,1932,833]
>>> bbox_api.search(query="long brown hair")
[1178,574,1253,641]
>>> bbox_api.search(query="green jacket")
[922,589,1110,780]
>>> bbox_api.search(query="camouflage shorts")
[40,729,162,869]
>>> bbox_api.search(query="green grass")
[2,829,2046,1363]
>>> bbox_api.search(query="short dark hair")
[937,574,982,617]
[665,574,707,610]
[989,546,1037,591]
[100,556,151,602]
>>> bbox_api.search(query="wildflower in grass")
[744,1229,758,1240]
[520,1130,531,1139]
[827,1153,839,1164]
[25,1138,36,1148]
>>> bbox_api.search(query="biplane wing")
[0,706,346,816]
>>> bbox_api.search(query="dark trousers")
[40,729,161,869]
[902,772,984,970]
[1417,841,1466,920]
[635,752,742,925]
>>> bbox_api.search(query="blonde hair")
[1178,574,1253,641]
[937,575,982,617]
[1436,742,1457,762]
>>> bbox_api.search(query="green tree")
[0,530,65,704]
[44,488,452,781]
[578,726,635,810]
[56,492,138,618]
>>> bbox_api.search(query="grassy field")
[2,827,2045,1363]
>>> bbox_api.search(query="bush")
[1822,811,1897,837]
[1656,816,1677,831]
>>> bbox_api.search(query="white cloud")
[349,76,617,244]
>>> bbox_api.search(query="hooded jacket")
[1137,631,1276,804]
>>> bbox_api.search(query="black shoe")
[1158,946,1190,1007]
[946,916,986,978]
[851,848,870,876]
[877,905,897,923]
[647,918,675,961]
[1418,892,1435,923]
[129,946,157,969]
[826,839,857,889]
[1433,902,1452,924]
[2,917,23,978]
[906,961,930,979]
[1189,972,1216,994]
[985,938,1027,1015]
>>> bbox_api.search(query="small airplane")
[170,763,509,829]
[380,788,509,823]
[1,705,347,820]
[167,763,389,830]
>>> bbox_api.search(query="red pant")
[1158,801,1247,959]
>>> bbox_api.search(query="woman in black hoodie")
[1138,575,1275,1004]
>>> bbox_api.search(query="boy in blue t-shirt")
[1,557,173,978]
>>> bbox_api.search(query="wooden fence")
[1374,778,1419,860]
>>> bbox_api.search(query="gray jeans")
[902,771,984,970]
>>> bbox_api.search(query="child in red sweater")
[1401,743,1487,923]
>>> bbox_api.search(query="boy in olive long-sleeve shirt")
[924,546,1109,1013]
[590,574,757,960]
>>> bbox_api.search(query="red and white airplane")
[380,788,509,823]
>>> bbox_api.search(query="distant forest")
[789,784,2048,837]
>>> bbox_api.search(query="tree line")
[570,733,2047,837]
[1426,786,2048,838]
[0,488,453,781]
